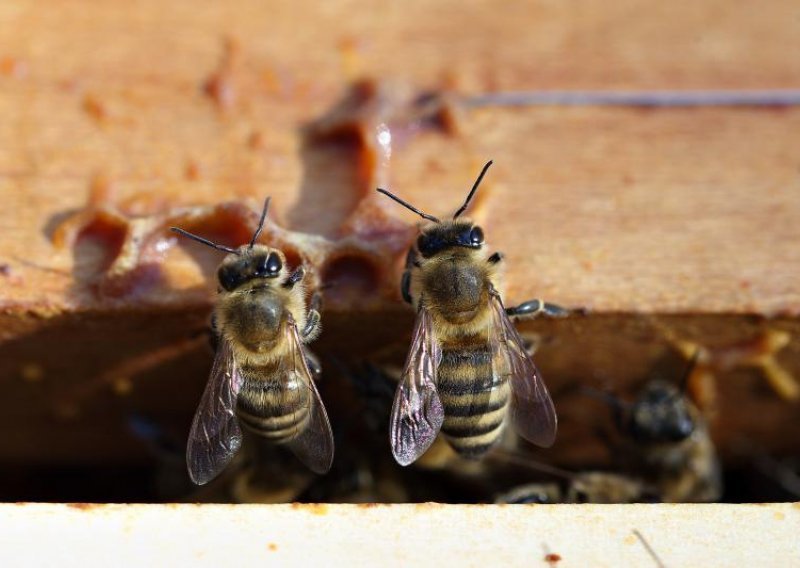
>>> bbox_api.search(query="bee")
[623,381,721,502]
[228,442,317,503]
[565,472,654,503]
[494,482,562,504]
[593,355,722,502]
[171,198,334,485]
[495,472,653,504]
[489,447,658,504]
[376,161,565,466]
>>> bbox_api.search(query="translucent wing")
[186,338,244,485]
[283,316,334,474]
[490,292,557,447]
[389,307,444,466]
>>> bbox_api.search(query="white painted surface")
[0,503,797,567]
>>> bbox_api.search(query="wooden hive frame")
[0,0,799,561]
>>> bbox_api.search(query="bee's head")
[585,353,699,446]
[216,245,285,291]
[502,486,559,504]
[376,160,493,257]
[627,381,695,444]
[416,221,485,258]
[171,197,286,292]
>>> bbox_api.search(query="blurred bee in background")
[127,412,318,503]
[226,443,319,503]
[589,353,722,502]
[494,481,562,504]
[376,160,567,466]
[494,471,654,504]
[497,354,722,504]
[171,198,334,485]
[482,430,656,504]
[563,471,654,503]
[127,413,195,500]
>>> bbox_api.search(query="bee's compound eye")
[675,416,695,439]
[266,252,282,275]
[470,226,484,245]
[417,235,433,256]
[255,254,269,276]
[218,265,244,291]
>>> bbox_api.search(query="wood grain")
[1,503,798,566]
[0,0,799,492]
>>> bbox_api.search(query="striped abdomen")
[438,336,509,458]
[235,360,311,445]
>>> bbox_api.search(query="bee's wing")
[490,293,557,448]
[389,307,444,466]
[283,317,334,474]
[186,338,244,485]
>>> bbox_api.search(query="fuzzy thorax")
[214,246,308,367]
[410,243,501,338]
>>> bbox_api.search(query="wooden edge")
[0,503,797,566]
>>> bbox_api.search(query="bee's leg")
[401,248,418,305]
[487,252,504,264]
[302,292,322,341]
[506,299,569,319]
[519,333,542,357]
[401,271,412,304]
[304,350,322,382]
[283,266,306,289]
[208,313,220,352]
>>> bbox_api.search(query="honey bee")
[171,198,333,485]
[622,381,721,502]
[228,443,317,503]
[495,472,653,504]
[494,482,562,504]
[488,446,658,504]
[565,472,654,503]
[594,355,722,502]
[376,161,565,465]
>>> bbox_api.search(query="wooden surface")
[1,0,800,494]
[1,503,798,567]
[1,0,800,313]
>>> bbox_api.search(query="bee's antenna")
[488,448,576,481]
[453,160,493,219]
[580,386,631,412]
[678,349,701,396]
[249,197,271,249]
[170,227,239,255]
[376,188,440,223]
